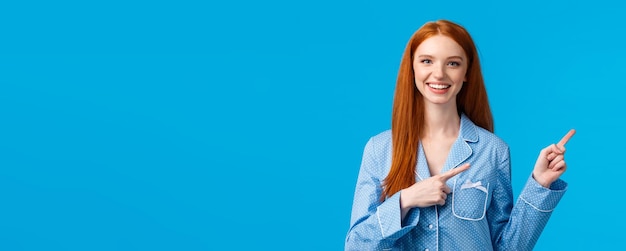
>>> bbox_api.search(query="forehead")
[414,35,466,58]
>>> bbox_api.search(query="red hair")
[381,20,494,201]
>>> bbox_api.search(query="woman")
[345,20,574,251]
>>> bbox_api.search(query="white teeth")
[428,83,450,90]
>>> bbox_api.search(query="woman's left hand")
[532,129,576,188]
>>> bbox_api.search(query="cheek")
[413,68,428,81]
[452,70,467,84]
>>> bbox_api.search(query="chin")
[425,97,454,105]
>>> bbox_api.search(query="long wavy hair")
[381,20,494,201]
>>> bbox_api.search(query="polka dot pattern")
[345,114,568,251]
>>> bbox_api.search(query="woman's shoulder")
[370,129,392,141]
[470,127,511,165]
[364,130,392,152]
[461,114,509,150]
[474,126,509,149]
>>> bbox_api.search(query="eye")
[421,59,432,64]
[448,61,461,67]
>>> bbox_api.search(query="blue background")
[0,0,622,250]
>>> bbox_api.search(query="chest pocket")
[452,178,489,221]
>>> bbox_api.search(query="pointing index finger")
[557,129,576,147]
[440,163,470,181]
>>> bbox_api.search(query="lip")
[426,82,451,94]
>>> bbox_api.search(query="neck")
[422,102,460,139]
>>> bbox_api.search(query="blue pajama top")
[345,114,567,251]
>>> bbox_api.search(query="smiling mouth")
[427,83,451,90]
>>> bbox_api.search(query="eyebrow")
[417,55,465,61]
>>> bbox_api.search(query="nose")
[432,63,445,79]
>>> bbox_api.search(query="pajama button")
[428,224,433,229]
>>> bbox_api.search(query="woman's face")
[413,35,468,106]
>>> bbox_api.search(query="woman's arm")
[488,143,569,250]
[345,137,422,251]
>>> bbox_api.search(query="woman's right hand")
[400,163,470,219]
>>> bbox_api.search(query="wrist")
[532,172,552,188]
[400,189,411,210]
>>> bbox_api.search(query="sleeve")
[344,137,421,251]
[488,147,568,251]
